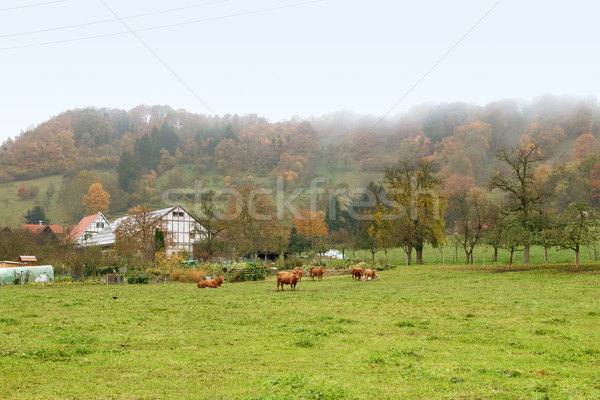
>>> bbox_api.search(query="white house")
[83,206,206,254]
[70,212,110,245]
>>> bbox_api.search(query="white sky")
[0,0,598,142]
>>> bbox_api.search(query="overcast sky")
[0,0,598,142]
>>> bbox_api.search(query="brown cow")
[277,271,299,291]
[351,267,363,280]
[309,266,325,281]
[363,269,377,280]
[293,267,303,281]
[197,276,224,288]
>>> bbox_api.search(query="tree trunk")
[470,252,474,265]
[508,248,514,268]
[415,245,423,265]
[523,245,530,265]
[575,244,580,269]
[544,247,548,263]
[493,247,498,262]
[371,249,376,264]
[465,249,470,264]
[406,245,412,266]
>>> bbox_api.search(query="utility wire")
[0,0,324,51]
[0,0,230,39]
[0,0,67,13]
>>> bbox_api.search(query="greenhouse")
[0,265,54,285]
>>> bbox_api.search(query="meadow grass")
[1,265,600,399]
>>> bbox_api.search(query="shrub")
[55,276,73,284]
[127,275,149,284]
[326,259,351,269]
[229,262,267,282]
[168,268,205,283]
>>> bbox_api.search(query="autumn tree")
[193,189,228,261]
[114,205,166,264]
[490,143,550,264]
[496,214,528,268]
[82,183,111,215]
[224,185,280,258]
[573,133,598,161]
[381,159,447,264]
[591,163,600,205]
[450,187,495,264]
[554,203,599,269]
[17,184,30,200]
[294,209,328,249]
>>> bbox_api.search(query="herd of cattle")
[197,265,377,291]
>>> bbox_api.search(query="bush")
[127,275,149,284]
[99,267,116,275]
[168,268,205,283]
[274,257,303,270]
[229,262,267,282]
[55,276,73,284]
[326,259,351,269]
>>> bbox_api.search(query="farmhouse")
[69,212,110,245]
[82,205,206,254]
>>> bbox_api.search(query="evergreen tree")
[117,151,141,193]
[154,229,165,253]
[287,227,310,256]
[25,206,49,224]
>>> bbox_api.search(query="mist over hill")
[0,95,599,225]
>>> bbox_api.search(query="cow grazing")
[310,266,325,281]
[277,271,299,291]
[293,267,303,281]
[197,276,224,288]
[363,269,378,280]
[351,267,363,280]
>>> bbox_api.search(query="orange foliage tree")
[17,184,30,200]
[294,209,328,247]
[590,163,600,205]
[573,133,598,161]
[82,183,111,215]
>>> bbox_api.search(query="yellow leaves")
[294,209,328,238]
[82,182,110,215]
[154,250,185,271]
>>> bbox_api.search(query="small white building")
[83,206,206,254]
[70,212,110,245]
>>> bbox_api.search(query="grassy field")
[352,243,600,267]
[2,265,600,399]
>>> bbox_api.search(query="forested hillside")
[0,95,599,226]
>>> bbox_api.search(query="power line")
[0,0,230,39]
[0,0,324,51]
[0,0,67,13]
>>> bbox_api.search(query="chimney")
[39,221,42,226]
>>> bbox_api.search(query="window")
[96,222,105,228]
[172,211,184,218]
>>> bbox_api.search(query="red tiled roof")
[69,213,101,240]
[21,224,63,234]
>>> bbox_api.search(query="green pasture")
[2,264,600,399]
[352,244,600,267]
